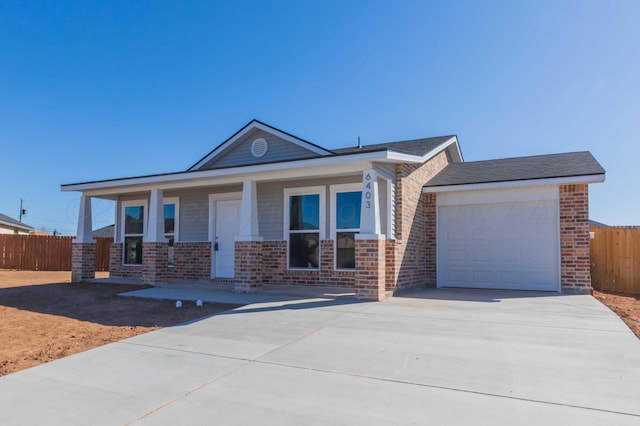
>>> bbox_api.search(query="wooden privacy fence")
[0,235,112,271]
[590,226,640,294]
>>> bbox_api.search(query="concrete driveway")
[1,289,639,425]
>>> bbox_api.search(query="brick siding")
[234,240,263,292]
[261,240,356,287]
[559,183,591,292]
[71,243,96,282]
[142,242,169,285]
[355,238,386,300]
[392,150,450,291]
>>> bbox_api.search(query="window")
[123,202,146,265]
[121,198,178,266]
[331,184,361,270]
[163,199,178,267]
[284,187,325,269]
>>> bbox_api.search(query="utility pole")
[19,199,26,223]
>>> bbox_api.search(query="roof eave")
[61,149,419,195]
[422,173,605,193]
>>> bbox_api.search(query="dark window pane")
[289,233,319,268]
[124,206,144,234]
[164,204,175,234]
[167,236,174,267]
[124,236,143,264]
[336,232,356,269]
[290,194,319,230]
[336,191,361,229]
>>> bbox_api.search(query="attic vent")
[251,138,268,158]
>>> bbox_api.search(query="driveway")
[1,289,639,425]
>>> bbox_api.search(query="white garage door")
[437,190,559,291]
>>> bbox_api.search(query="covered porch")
[67,158,396,300]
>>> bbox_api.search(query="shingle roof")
[0,213,33,231]
[333,135,456,156]
[424,151,605,188]
[588,219,608,227]
[92,224,115,238]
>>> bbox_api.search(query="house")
[0,213,34,235]
[92,224,115,239]
[61,120,605,299]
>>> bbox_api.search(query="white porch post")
[74,195,95,243]
[357,169,384,239]
[355,169,386,300]
[145,189,166,243]
[71,195,96,283]
[236,180,262,241]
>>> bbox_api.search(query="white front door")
[212,199,241,278]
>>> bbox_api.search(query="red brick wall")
[355,238,386,300]
[142,242,169,285]
[392,150,450,290]
[170,242,211,281]
[71,243,96,282]
[559,184,591,292]
[234,240,263,292]
[261,240,356,287]
[109,243,143,278]
[424,192,437,287]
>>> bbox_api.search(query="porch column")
[143,189,168,285]
[71,195,96,282]
[235,180,263,293]
[355,170,386,300]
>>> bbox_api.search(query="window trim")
[330,183,362,271]
[121,199,148,266]
[283,186,326,270]
[163,197,179,268]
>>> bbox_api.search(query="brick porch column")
[355,237,386,300]
[234,240,263,292]
[71,243,96,282]
[142,242,168,285]
[142,189,168,286]
[71,195,96,282]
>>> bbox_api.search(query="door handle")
[214,237,219,251]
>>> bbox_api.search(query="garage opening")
[436,187,560,291]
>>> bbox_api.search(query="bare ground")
[593,290,640,339]
[0,271,239,377]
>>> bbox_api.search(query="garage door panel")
[438,199,559,291]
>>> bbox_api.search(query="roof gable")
[189,120,332,171]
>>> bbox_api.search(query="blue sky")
[1,1,638,234]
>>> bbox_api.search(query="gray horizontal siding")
[166,186,241,242]
[203,129,319,169]
[258,175,362,241]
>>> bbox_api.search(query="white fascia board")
[63,153,396,197]
[0,221,33,232]
[422,173,605,193]
[189,121,332,170]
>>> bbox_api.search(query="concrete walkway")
[1,289,639,425]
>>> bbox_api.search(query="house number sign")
[364,172,373,209]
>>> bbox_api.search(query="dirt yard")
[0,271,239,377]
[593,290,640,339]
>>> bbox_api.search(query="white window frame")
[163,197,179,267]
[330,183,362,271]
[283,186,326,270]
[121,199,148,266]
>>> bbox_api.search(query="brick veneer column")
[559,184,591,293]
[234,240,263,292]
[71,243,96,282]
[142,242,168,286]
[355,238,386,300]
[424,193,437,287]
